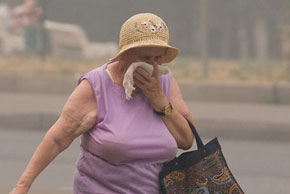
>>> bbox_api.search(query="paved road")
[1,130,289,194]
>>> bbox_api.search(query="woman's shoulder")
[78,64,106,86]
[86,64,106,77]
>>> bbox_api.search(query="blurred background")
[0,0,290,81]
[0,0,290,194]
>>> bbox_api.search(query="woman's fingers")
[134,67,152,82]
[152,62,159,78]
[133,64,164,104]
[133,77,145,90]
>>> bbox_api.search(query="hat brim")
[111,39,179,64]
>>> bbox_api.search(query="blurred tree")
[283,0,290,71]
[43,0,288,60]
[201,0,209,78]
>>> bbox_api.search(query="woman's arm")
[134,63,194,150]
[10,79,97,194]
[160,76,194,149]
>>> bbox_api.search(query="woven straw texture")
[111,13,179,63]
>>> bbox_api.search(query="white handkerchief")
[123,62,170,100]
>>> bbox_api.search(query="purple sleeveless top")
[73,63,177,194]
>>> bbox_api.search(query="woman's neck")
[107,60,131,85]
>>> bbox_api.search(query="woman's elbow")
[46,121,77,153]
[49,133,74,152]
[179,134,194,150]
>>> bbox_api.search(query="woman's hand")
[134,61,194,149]
[133,62,168,110]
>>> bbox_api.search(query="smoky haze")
[1,1,290,194]
[44,0,289,59]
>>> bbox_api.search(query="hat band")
[121,36,168,48]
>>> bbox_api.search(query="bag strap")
[186,120,204,148]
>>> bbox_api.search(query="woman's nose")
[150,57,162,65]
[155,57,162,65]
[153,57,162,65]
[144,57,155,65]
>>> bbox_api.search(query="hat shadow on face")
[119,46,170,65]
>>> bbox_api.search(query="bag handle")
[186,120,204,148]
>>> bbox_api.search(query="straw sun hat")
[111,13,179,63]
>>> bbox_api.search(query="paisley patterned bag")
[159,121,244,194]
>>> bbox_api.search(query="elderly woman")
[10,13,195,194]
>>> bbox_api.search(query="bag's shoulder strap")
[186,120,204,148]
